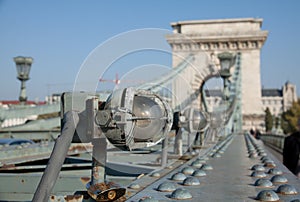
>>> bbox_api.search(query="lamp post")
[217,52,235,136]
[218,52,234,101]
[13,56,33,104]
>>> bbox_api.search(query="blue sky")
[0,1,299,101]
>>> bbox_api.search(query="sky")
[0,0,300,101]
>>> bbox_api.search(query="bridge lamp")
[218,52,234,101]
[91,88,172,200]
[13,56,33,104]
[33,88,173,201]
[218,52,234,80]
[97,87,173,151]
[180,107,208,133]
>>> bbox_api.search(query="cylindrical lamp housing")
[14,56,33,81]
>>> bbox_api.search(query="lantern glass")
[14,57,33,80]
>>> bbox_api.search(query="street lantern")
[13,56,33,103]
[218,52,234,79]
[218,52,234,70]
[218,52,234,101]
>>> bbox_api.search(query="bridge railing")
[260,133,285,153]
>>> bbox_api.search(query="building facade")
[261,82,297,116]
[166,18,268,131]
[205,82,297,130]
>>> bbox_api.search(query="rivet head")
[264,161,276,168]
[157,182,176,192]
[256,190,280,201]
[248,147,255,152]
[150,172,160,177]
[251,171,267,178]
[270,175,288,184]
[251,164,266,172]
[259,151,267,156]
[181,167,195,175]
[139,197,159,202]
[276,184,298,195]
[171,172,187,181]
[254,179,273,188]
[182,176,201,186]
[267,168,283,175]
[257,148,264,152]
[218,149,225,154]
[212,153,222,158]
[249,152,258,158]
[197,156,208,161]
[191,160,203,168]
[128,183,140,189]
[167,165,173,169]
[201,164,213,171]
[262,159,274,164]
[192,169,207,177]
[261,156,269,161]
[170,188,192,200]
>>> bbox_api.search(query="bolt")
[128,183,140,189]
[251,171,267,178]
[256,190,279,201]
[150,172,160,177]
[270,175,288,184]
[157,182,176,192]
[201,164,213,171]
[170,188,192,200]
[254,179,273,188]
[276,184,298,195]
[181,167,195,175]
[192,169,207,177]
[171,172,186,181]
[182,176,201,186]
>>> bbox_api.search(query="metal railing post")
[32,111,79,202]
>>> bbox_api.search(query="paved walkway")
[127,134,300,201]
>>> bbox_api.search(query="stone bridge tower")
[166,18,268,131]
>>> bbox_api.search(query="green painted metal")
[0,130,60,140]
[137,54,195,92]
[2,117,60,131]
[0,104,60,120]
[0,142,94,167]
[0,172,89,201]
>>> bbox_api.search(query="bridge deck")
[127,134,300,201]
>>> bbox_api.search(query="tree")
[265,107,273,132]
[275,116,280,128]
[281,99,300,134]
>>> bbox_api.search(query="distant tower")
[166,18,268,131]
[283,81,297,111]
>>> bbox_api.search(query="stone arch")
[166,18,268,130]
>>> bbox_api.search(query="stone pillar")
[166,18,268,131]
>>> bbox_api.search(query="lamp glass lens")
[16,63,31,79]
[132,96,164,141]
[220,59,231,70]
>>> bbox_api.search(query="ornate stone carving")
[167,18,268,131]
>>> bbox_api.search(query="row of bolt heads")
[128,135,234,201]
[246,133,299,201]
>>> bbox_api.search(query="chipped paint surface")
[127,134,300,201]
